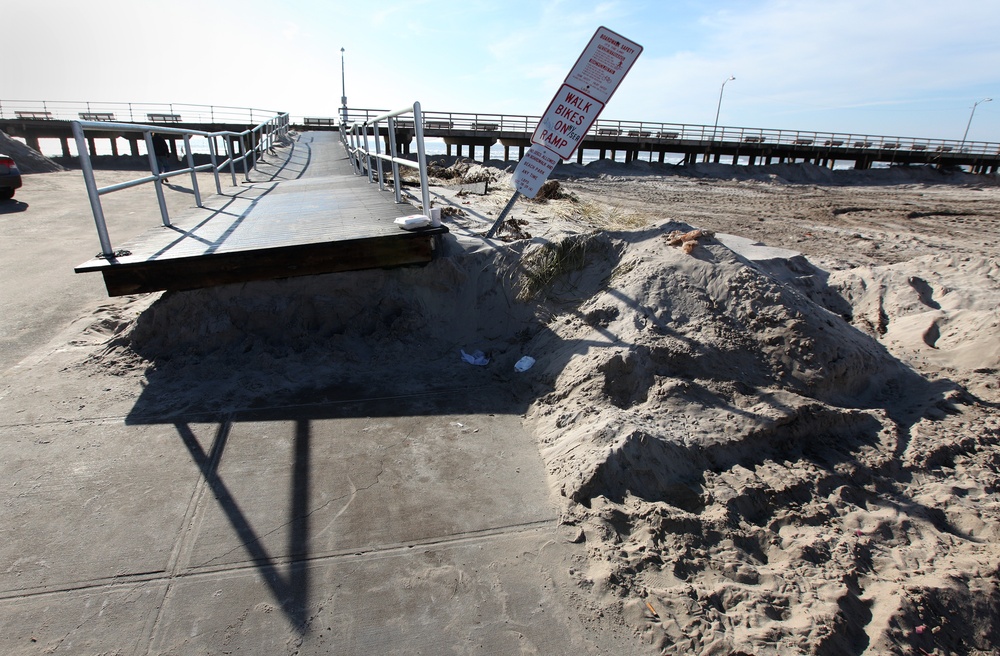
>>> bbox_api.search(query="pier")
[3,100,999,173]
[341,108,1000,173]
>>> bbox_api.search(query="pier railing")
[342,102,435,225]
[343,108,1000,157]
[73,113,290,257]
[0,99,279,126]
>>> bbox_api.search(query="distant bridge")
[2,100,998,173]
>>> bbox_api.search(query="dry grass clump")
[554,200,651,230]
[531,180,577,202]
[515,234,599,301]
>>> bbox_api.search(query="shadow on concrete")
[0,199,28,214]
[175,417,311,631]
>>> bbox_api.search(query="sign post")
[487,26,642,238]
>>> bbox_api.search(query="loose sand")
[7,137,1000,654]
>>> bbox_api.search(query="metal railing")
[342,102,435,225]
[0,99,280,126]
[342,108,1000,157]
[73,112,290,257]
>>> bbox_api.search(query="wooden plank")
[98,229,443,296]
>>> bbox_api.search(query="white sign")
[531,85,605,160]
[507,26,642,212]
[565,27,643,104]
[513,144,561,197]
[529,26,642,160]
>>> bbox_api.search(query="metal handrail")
[0,99,279,126]
[341,107,1000,157]
[73,113,290,257]
[341,102,435,226]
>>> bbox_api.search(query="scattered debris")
[665,228,715,254]
[514,356,536,372]
[460,349,490,366]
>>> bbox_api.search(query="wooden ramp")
[75,134,446,296]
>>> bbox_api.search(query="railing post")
[373,119,386,191]
[71,122,115,256]
[226,135,237,186]
[364,123,375,183]
[386,116,403,204]
[142,131,171,226]
[241,133,250,181]
[208,136,222,195]
[412,101,434,224]
[183,134,202,207]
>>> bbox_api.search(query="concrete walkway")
[0,133,637,654]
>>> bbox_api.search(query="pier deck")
[75,132,446,296]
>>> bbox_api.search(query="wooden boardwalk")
[75,133,447,296]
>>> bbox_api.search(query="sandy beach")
[2,131,998,654]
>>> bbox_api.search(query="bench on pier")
[627,130,651,137]
[15,111,53,120]
[743,136,765,143]
[79,112,115,121]
[304,117,337,127]
[935,145,953,152]
[424,121,453,129]
[881,142,900,149]
[471,123,498,131]
[147,113,181,123]
[854,141,873,148]
[658,131,679,139]
[794,139,814,145]
[824,140,844,147]
[911,144,927,151]
[596,128,620,136]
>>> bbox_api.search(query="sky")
[6,0,1000,143]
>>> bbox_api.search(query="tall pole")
[340,47,348,126]
[960,97,991,150]
[712,75,735,142]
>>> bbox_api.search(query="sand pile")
[517,226,999,654]
[86,242,541,418]
[0,130,65,174]
[828,254,1000,377]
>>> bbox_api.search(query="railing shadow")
[175,418,311,631]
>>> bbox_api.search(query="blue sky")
[8,0,1000,142]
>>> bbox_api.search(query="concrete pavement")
[0,134,643,654]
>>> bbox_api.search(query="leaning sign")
[490,26,642,236]
[529,27,642,163]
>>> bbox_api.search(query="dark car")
[0,154,23,200]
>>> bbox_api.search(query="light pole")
[960,97,991,150]
[712,75,735,141]
[340,47,348,126]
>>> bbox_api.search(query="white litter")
[460,349,490,366]
[394,214,431,230]
[514,356,536,372]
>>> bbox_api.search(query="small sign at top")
[565,27,643,104]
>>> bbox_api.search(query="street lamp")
[712,75,735,141]
[960,97,991,149]
[340,47,348,126]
